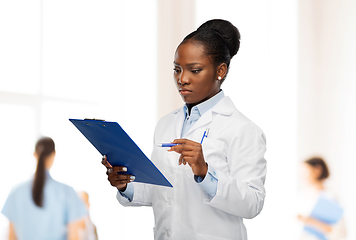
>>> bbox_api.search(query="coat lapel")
[184,111,213,136]
[173,96,236,138]
[173,107,185,139]
[185,97,235,137]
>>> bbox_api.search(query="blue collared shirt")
[2,171,87,240]
[181,90,225,137]
[121,91,225,201]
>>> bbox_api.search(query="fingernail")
[130,176,135,181]
[122,167,127,172]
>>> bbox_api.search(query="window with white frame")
[0,1,157,239]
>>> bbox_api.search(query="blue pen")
[200,128,210,144]
[156,143,179,147]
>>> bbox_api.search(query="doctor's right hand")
[101,155,135,192]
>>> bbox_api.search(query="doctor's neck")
[186,104,194,115]
[185,90,221,115]
[185,96,211,115]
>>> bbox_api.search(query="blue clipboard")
[69,119,172,188]
[303,195,343,240]
[310,195,344,224]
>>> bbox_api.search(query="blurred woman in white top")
[297,157,347,240]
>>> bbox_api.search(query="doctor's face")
[173,40,221,105]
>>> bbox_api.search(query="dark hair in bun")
[180,19,241,81]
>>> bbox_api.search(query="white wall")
[156,0,196,119]
[298,0,356,239]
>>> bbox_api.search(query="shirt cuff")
[194,163,218,199]
[118,183,134,202]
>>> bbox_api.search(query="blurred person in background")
[77,191,98,240]
[297,157,347,240]
[1,137,87,240]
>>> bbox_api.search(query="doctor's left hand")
[168,139,208,179]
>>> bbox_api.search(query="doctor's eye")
[191,69,202,74]
[173,68,181,74]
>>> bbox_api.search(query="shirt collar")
[183,90,225,117]
[45,170,52,180]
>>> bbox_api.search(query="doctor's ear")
[216,63,227,81]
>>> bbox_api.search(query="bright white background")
[1,0,355,240]
[0,1,157,239]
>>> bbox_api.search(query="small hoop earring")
[218,76,222,80]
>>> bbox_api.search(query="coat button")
[166,230,171,237]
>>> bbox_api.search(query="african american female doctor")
[103,19,267,240]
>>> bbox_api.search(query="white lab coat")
[117,96,267,240]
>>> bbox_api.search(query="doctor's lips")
[179,88,192,95]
